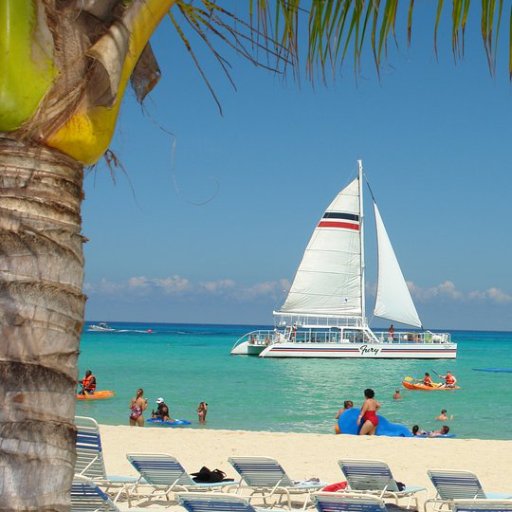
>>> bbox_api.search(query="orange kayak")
[402,380,460,391]
[76,390,115,400]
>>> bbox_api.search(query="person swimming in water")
[357,389,380,436]
[435,408,454,421]
[334,400,354,434]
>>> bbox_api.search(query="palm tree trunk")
[0,136,85,510]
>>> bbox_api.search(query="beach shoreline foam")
[101,424,512,508]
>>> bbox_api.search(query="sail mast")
[358,159,366,327]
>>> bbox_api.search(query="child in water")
[197,401,208,424]
[334,400,354,434]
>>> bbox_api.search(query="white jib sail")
[279,178,362,317]
[373,202,422,327]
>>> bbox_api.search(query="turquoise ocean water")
[77,323,512,440]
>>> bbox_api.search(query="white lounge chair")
[338,459,425,509]
[71,475,146,512]
[126,453,236,505]
[313,492,419,512]
[178,492,287,512]
[228,456,326,509]
[426,470,512,512]
[452,501,512,512]
[75,416,139,501]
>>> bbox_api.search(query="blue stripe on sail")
[323,212,359,221]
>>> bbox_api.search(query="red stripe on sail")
[318,221,360,230]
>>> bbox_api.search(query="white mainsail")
[278,178,362,317]
[373,203,422,328]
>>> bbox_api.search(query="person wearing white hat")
[152,397,172,421]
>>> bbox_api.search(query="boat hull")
[402,380,460,390]
[76,390,115,400]
[258,342,457,359]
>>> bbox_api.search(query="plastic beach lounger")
[338,459,425,509]
[425,470,512,512]
[178,492,288,512]
[71,475,147,512]
[229,456,326,510]
[453,501,512,512]
[74,416,140,501]
[313,492,420,512]
[126,453,237,505]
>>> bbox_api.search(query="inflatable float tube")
[146,418,191,427]
[337,408,413,437]
[473,368,512,373]
[402,380,460,391]
[76,390,115,400]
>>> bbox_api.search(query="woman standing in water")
[357,388,381,435]
[129,388,148,427]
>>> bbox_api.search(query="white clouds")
[468,287,512,303]
[86,275,510,306]
[199,279,236,293]
[155,276,191,294]
[85,275,289,301]
[406,280,511,304]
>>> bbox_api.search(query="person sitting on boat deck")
[439,371,457,388]
[387,324,395,341]
[435,408,453,421]
[334,400,354,434]
[358,389,381,436]
[411,425,427,436]
[152,397,172,421]
[429,425,450,437]
[392,389,402,400]
[79,370,96,395]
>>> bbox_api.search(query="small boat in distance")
[231,160,457,359]
[88,322,115,332]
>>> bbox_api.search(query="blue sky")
[83,5,512,330]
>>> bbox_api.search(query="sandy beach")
[100,425,512,509]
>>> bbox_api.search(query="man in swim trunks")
[357,388,380,435]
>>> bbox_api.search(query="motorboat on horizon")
[231,160,457,359]
[88,322,116,332]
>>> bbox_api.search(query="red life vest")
[82,374,96,392]
[445,374,455,385]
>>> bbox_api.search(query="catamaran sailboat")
[231,160,457,359]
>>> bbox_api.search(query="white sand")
[100,425,512,509]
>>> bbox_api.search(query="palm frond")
[167,0,512,99]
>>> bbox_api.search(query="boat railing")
[373,331,452,344]
[233,328,452,349]
[231,330,275,350]
[273,312,365,328]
